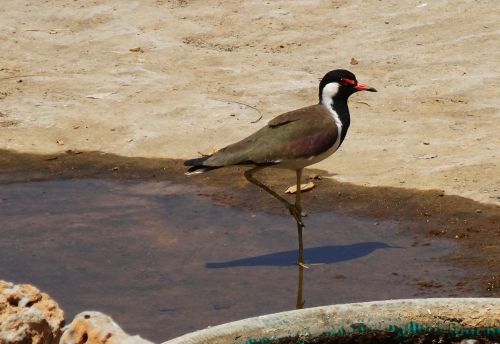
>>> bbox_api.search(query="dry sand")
[1,0,499,204]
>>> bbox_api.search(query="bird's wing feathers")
[204,105,338,167]
[267,109,303,127]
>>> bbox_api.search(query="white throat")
[321,82,343,135]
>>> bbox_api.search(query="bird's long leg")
[295,168,306,267]
[244,166,304,227]
[244,166,307,267]
[295,168,303,214]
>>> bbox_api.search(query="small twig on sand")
[24,28,72,32]
[212,98,263,123]
[0,75,39,81]
[354,101,371,107]
[250,113,263,124]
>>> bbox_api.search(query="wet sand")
[0,150,498,342]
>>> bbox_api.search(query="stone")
[60,311,154,344]
[0,280,65,344]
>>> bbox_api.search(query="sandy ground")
[0,0,499,204]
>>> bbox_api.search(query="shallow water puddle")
[0,178,466,342]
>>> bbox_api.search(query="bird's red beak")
[354,82,377,92]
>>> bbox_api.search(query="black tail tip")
[184,156,209,167]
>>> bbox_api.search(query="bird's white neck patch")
[321,82,339,107]
[321,82,342,131]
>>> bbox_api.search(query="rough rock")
[60,311,154,344]
[0,280,65,344]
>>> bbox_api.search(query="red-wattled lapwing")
[185,69,377,266]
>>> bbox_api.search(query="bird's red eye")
[340,78,356,86]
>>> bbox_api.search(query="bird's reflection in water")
[296,264,305,309]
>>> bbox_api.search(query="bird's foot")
[298,261,309,269]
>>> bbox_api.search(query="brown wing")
[204,104,338,167]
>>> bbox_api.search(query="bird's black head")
[318,69,377,104]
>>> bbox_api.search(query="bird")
[184,69,377,266]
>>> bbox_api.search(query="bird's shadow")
[206,242,398,268]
